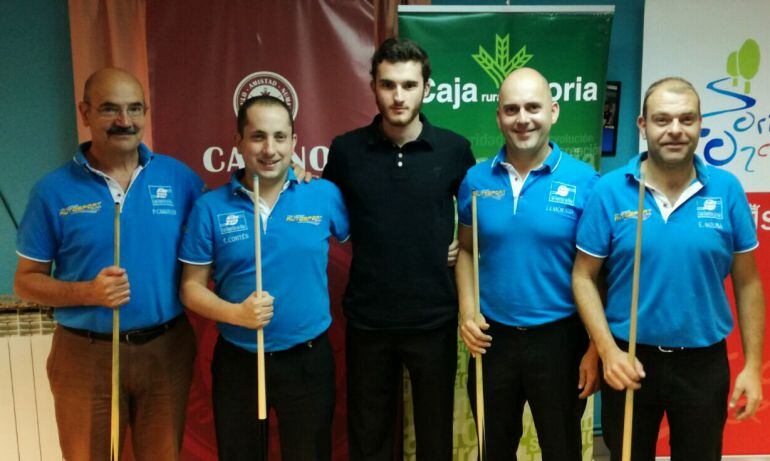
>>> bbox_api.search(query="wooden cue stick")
[471,191,485,460]
[621,165,646,461]
[110,202,121,461]
[254,175,267,421]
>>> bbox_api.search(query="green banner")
[398,7,613,461]
[399,7,613,169]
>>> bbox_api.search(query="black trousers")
[467,315,588,461]
[601,339,729,461]
[211,332,335,461]
[346,322,457,461]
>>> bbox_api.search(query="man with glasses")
[14,67,204,460]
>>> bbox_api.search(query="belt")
[269,331,327,356]
[489,313,579,333]
[62,315,182,345]
[615,338,725,354]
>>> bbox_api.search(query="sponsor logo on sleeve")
[614,209,652,222]
[285,214,323,225]
[59,201,102,216]
[476,189,506,200]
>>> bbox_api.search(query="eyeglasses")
[88,103,147,119]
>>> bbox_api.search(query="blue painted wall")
[0,0,77,294]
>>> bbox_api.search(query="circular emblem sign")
[233,71,299,119]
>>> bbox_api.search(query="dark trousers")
[467,315,588,461]
[346,322,457,461]
[212,332,335,461]
[601,339,729,461]
[47,315,196,461]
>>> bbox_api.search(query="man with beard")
[14,68,203,460]
[457,68,599,460]
[322,38,476,460]
[573,77,765,460]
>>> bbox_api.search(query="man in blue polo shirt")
[14,68,204,460]
[178,95,349,461]
[573,77,765,460]
[457,67,599,460]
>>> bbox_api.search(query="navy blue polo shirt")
[458,143,598,327]
[179,170,349,352]
[576,153,758,347]
[323,114,476,330]
[16,142,204,332]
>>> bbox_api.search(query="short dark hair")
[370,38,431,82]
[237,95,294,136]
[642,77,701,118]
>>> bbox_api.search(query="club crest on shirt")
[696,197,724,220]
[149,185,177,215]
[286,214,322,225]
[548,181,577,206]
[218,211,248,234]
[59,201,102,216]
[476,189,506,200]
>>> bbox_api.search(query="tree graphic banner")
[399,6,614,169]
[399,6,613,460]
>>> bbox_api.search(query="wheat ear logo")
[472,34,533,88]
[726,39,760,94]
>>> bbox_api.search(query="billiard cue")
[471,191,486,460]
[253,175,267,421]
[253,175,268,460]
[110,202,121,461]
[621,165,646,461]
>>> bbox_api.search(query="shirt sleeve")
[576,171,601,219]
[16,183,60,262]
[327,182,350,242]
[576,182,612,258]
[322,137,342,186]
[728,177,759,253]
[457,175,472,227]
[453,138,476,197]
[178,200,214,265]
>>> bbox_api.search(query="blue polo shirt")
[458,143,598,327]
[576,153,758,347]
[16,142,204,332]
[178,170,350,353]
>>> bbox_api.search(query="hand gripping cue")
[110,202,121,460]
[622,165,646,461]
[471,191,486,460]
[253,175,267,421]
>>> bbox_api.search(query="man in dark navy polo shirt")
[457,68,599,460]
[322,38,475,461]
[14,68,203,460]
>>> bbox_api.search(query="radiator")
[0,299,61,461]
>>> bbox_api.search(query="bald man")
[14,68,204,460]
[456,68,599,460]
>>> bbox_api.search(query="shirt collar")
[73,141,154,169]
[229,168,298,196]
[491,142,563,173]
[365,113,436,149]
[624,152,711,185]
